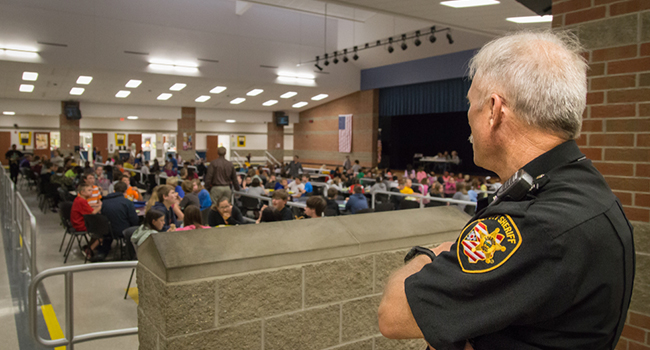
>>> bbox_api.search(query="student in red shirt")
[71,183,102,257]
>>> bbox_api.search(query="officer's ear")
[488,93,506,129]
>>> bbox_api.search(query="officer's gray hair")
[468,31,587,140]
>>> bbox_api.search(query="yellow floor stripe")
[41,304,66,350]
[19,235,22,248]
[126,287,139,304]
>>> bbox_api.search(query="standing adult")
[5,144,23,184]
[378,31,634,350]
[286,155,303,179]
[343,155,352,173]
[99,181,139,262]
[204,146,240,204]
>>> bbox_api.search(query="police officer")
[378,31,634,350]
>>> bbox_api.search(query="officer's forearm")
[378,254,430,339]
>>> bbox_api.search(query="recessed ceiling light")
[19,84,34,93]
[195,95,211,102]
[115,90,131,98]
[280,91,297,98]
[170,83,186,91]
[3,111,16,115]
[157,93,173,100]
[3,49,38,59]
[292,101,308,108]
[210,86,227,94]
[311,94,328,101]
[230,98,246,104]
[506,15,553,23]
[127,116,139,120]
[246,89,264,96]
[22,72,38,81]
[70,87,85,95]
[76,76,93,85]
[125,79,142,88]
[440,0,499,8]
[263,100,278,106]
[225,119,236,123]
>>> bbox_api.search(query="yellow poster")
[237,136,246,147]
[19,132,31,146]
[116,133,126,147]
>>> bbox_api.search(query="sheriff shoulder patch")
[457,214,522,273]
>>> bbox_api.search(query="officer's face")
[467,82,492,169]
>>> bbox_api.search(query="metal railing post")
[371,192,376,209]
[65,271,75,350]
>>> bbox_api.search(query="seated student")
[270,189,294,221]
[175,206,210,230]
[152,185,184,231]
[81,173,102,206]
[304,196,326,218]
[356,167,366,179]
[140,161,150,176]
[328,177,343,192]
[166,177,184,199]
[287,176,304,196]
[246,177,267,198]
[208,197,245,226]
[324,188,341,216]
[369,177,387,194]
[348,177,365,194]
[301,174,313,194]
[179,180,200,211]
[452,182,471,212]
[274,178,288,190]
[71,183,103,257]
[426,182,445,207]
[195,179,212,211]
[399,178,414,195]
[163,162,177,177]
[131,209,171,246]
[98,181,139,262]
[265,174,278,189]
[467,178,480,202]
[256,204,282,223]
[345,186,369,214]
[416,167,427,183]
[119,174,142,201]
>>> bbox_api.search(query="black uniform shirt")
[405,140,635,350]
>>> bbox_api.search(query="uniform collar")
[521,140,584,178]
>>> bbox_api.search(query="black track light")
[324,53,329,66]
[342,49,348,63]
[365,43,369,48]
[429,26,437,43]
[353,46,359,60]
[376,40,381,47]
[446,32,454,44]
[315,56,323,71]
[388,37,394,53]
[414,30,421,46]
[333,51,339,64]
[401,34,407,50]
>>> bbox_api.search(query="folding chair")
[240,196,261,218]
[59,202,90,263]
[83,214,116,261]
[122,226,139,299]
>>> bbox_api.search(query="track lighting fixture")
[401,34,408,50]
[333,51,339,64]
[342,49,348,63]
[365,43,369,48]
[315,56,323,71]
[447,32,454,44]
[353,46,359,61]
[324,53,329,66]
[429,26,437,43]
[387,37,394,53]
[376,40,381,47]
[414,30,422,46]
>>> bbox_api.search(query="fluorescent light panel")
[157,93,173,100]
[125,79,142,88]
[115,90,131,98]
[22,72,38,81]
[311,94,328,101]
[70,87,85,95]
[506,15,553,23]
[195,95,211,102]
[76,76,93,84]
[19,84,34,92]
[440,0,499,8]
[170,83,186,91]
[246,89,264,96]
[225,119,236,123]
[278,72,315,79]
[127,116,139,120]
[292,101,308,108]
[280,91,297,98]
[230,98,246,104]
[2,49,39,59]
[263,100,278,106]
[3,111,16,115]
[210,86,227,94]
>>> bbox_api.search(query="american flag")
[339,114,352,153]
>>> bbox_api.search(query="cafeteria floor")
[1,187,139,349]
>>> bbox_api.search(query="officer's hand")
[432,241,454,255]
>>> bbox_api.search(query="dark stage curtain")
[379,78,471,117]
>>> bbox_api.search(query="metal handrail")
[264,151,282,166]
[29,262,139,349]
[231,151,244,168]
[15,191,37,276]
[232,190,307,209]
[370,189,478,209]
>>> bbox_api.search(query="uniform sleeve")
[404,219,574,349]
[127,201,139,227]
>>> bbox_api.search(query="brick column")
[177,107,196,163]
[268,112,285,166]
[553,1,650,348]
[59,101,80,156]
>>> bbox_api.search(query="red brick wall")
[294,90,379,167]
[554,0,650,223]
[554,2,650,349]
[177,107,196,162]
[268,112,285,164]
[59,101,80,156]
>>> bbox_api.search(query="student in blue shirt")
[301,174,313,194]
[274,178,288,190]
[345,185,369,214]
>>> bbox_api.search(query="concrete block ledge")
[138,206,469,283]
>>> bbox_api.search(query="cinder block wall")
[137,248,430,350]
[293,90,379,168]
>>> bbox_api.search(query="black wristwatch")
[404,246,436,264]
